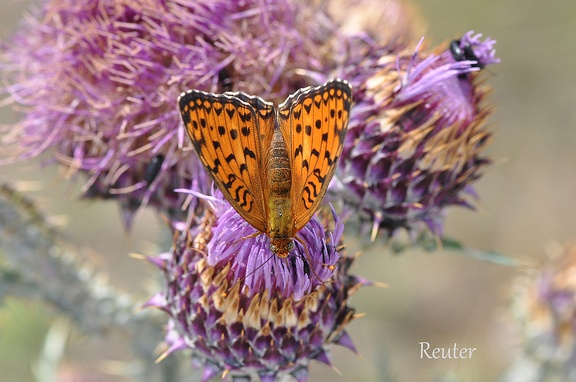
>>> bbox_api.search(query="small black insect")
[218,68,233,92]
[450,39,484,79]
[302,257,311,276]
[144,154,164,185]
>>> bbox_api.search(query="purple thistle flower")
[146,191,364,381]
[332,31,499,239]
[206,206,340,302]
[507,246,576,379]
[0,0,341,228]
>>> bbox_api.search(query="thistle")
[334,31,500,239]
[147,193,364,381]
[506,246,576,380]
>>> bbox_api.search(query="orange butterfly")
[178,79,352,258]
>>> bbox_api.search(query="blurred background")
[1,0,575,381]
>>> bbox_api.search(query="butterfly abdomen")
[267,126,292,197]
[266,125,295,255]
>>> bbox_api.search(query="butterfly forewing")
[179,90,275,231]
[223,91,277,152]
[278,79,352,231]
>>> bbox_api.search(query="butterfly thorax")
[267,124,295,258]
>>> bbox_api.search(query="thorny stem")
[0,183,183,382]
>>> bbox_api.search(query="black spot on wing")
[235,185,252,208]
[278,109,290,121]
[333,123,341,138]
[324,150,334,166]
[243,147,256,160]
[213,105,224,116]
[295,144,303,157]
[301,168,327,208]
[239,163,248,174]
[239,111,252,122]
[302,180,319,208]
[222,173,253,212]
[211,158,221,173]
[312,168,326,184]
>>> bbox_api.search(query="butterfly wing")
[278,79,352,231]
[179,90,275,232]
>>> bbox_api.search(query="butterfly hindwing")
[278,79,352,231]
[179,90,275,231]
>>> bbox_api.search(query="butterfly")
[178,78,352,258]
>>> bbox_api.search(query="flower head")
[509,246,576,378]
[146,192,363,381]
[332,31,499,239]
[205,202,341,302]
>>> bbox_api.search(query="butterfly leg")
[228,230,263,247]
[294,234,336,285]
